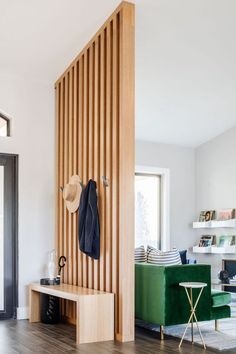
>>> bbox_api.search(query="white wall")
[195,126,236,278]
[0,73,55,316]
[136,140,196,250]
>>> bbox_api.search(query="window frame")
[135,165,170,251]
[0,113,10,137]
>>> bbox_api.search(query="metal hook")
[78,175,84,189]
[102,176,109,187]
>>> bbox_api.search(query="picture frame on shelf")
[217,235,235,248]
[198,235,216,247]
[198,210,216,222]
[218,209,235,221]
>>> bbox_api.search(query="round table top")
[179,282,207,289]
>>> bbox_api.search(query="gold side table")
[179,282,207,349]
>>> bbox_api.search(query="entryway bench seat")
[29,283,114,344]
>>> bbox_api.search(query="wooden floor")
[0,320,232,354]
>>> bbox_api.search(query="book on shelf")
[217,209,235,221]
[198,235,216,247]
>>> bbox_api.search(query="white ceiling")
[1,0,236,147]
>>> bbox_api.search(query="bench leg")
[215,320,219,331]
[29,288,40,322]
[76,294,114,344]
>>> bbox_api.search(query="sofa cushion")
[135,245,146,262]
[211,289,231,307]
[210,305,231,320]
[147,247,182,266]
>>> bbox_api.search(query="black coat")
[78,180,100,259]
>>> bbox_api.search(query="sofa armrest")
[135,263,166,325]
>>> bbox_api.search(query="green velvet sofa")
[135,263,231,337]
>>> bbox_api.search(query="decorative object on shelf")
[217,235,235,247]
[48,249,57,280]
[198,235,216,247]
[40,254,67,286]
[199,210,216,222]
[40,249,62,285]
[229,276,236,284]
[218,270,230,284]
[218,208,235,221]
[62,175,83,213]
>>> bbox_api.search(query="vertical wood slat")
[112,15,118,332]
[93,37,99,290]
[105,23,112,293]
[63,74,69,285]
[99,31,105,292]
[88,45,94,289]
[58,82,63,269]
[68,69,73,287]
[72,65,78,286]
[78,59,83,287]
[82,50,88,288]
[59,79,65,317]
[55,2,135,342]
[118,4,135,342]
[71,66,77,319]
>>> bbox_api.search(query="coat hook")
[102,176,109,187]
[78,175,84,189]
[60,186,64,192]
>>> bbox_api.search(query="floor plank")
[0,320,233,354]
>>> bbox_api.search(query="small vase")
[48,249,56,280]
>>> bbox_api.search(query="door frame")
[0,153,18,319]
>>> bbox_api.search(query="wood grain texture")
[29,283,114,344]
[77,292,114,344]
[2,320,218,354]
[55,1,135,342]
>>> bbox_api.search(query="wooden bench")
[29,283,114,344]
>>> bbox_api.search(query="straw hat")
[63,175,82,213]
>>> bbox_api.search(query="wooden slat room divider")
[55,1,134,342]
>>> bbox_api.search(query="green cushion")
[211,289,231,307]
[210,305,231,320]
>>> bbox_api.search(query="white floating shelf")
[192,246,211,253]
[192,221,212,229]
[192,245,236,254]
[192,219,236,229]
[211,246,236,254]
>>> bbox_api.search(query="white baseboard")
[17,307,29,320]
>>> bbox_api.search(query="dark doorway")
[0,153,18,319]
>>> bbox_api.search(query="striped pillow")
[147,245,156,256]
[135,245,146,262]
[147,247,182,266]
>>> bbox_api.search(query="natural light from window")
[0,116,9,137]
[135,174,161,249]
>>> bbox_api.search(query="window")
[0,113,10,137]
[135,173,161,249]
